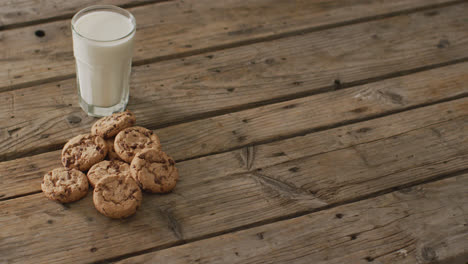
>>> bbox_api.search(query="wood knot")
[265,58,275,65]
[288,167,300,173]
[421,247,437,261]
[282,104,297,109]
[349,107,368,114]
[437,39,450,49]
[66,115,82,124]
[356,127,372,133]
[256,232,264,240]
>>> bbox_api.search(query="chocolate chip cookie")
[62,134,107,171]
[87,160,130,187]
[93,175,142,219]
[91,110,136,139]
[105,138,122,161]
[130,149,178,193]
[114,126,161,163]
[41,167,89,203]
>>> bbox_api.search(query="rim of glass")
[71,5,136,43]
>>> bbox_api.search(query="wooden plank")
[117,174,468,264]
[0,0,165,29]
[1,63,468,199]
[1,40,468,161]
[1,98,467,263]
[0,0,459,90]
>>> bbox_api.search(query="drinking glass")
[71,5,136,117]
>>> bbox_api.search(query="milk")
[72,9,135,110]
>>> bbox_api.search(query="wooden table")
[1,0,467,263]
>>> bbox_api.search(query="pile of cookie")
[41,110,179,219]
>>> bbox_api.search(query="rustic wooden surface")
[117,174,468,264]
[3,3,468,161]
[0,0,461,90]
[1,0,467,263]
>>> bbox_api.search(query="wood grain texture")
[0,0,166,28]
[1,47,467,161]
[2,97,465,200]
[1,99,466,263]
[117,174,468,264]
[0,0,459,89]
[1,63,468,199]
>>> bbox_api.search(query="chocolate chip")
[169,159,175,166]
[154,176,161,184]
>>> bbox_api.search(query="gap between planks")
[92,168,468,264]
[2,92,467,202]
[3,0,468,162]
[112,172,468,264]
[1,0,465,93]
[2,96,466,262]
[2,66,467,165]
[0,0,174,31]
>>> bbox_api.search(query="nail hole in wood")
[35,30,45,37]
[334,79,342,90]
[289,167,300,173]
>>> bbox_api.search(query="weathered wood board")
[1,98,466,263]
[1,1,468,263]
[117,174,468,264]
[1,60,467,199]
[0,0,169,28]
[2,2,468,160]
[0,0,461,89]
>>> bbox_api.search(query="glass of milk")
[71,5,136,117]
